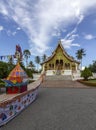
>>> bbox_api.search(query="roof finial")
[58,39,62,45]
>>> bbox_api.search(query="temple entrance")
[55,60,63,75]
[60,60,63,69]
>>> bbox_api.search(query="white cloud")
[0,26,4,31]
[0,3,8,15]
[12,31,17,36]
[52,30,61,37]
[6,30,17,36]
[0,0,96,54]
[84,34,95,40]
[17,27,21,30]
[7,30,11,36]
[61,26,80,48]
[61,39,80,48]
[6,27,21,36]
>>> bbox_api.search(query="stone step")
[41,80,88,88]
[45,75,72,80]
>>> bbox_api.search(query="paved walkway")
[41,80,89,88]
[1,86,96,130]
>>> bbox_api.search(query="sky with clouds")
[0,0,96,66]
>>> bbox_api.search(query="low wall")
[33,73,41,80]
[46,70,55,75]
[46,70,72,76]
[62,70,72,75]
[0,76,43,126]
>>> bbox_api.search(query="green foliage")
[0,60,34,80]
[81,67,93,80]
[0,82,5,87]
[76,48,86,60]
[89,60,96,73]
[78,79,96,87]
[25,69,33,78]
[35,56,41,71]
[28,61,35,68]
[0,61,15,79]
[42,54,47,62]
[7,63,15,74]
[8,56,14,64]
[23,49,31,67]
[28,79,35,84]
[35,56,40,64]
[0,62,8,78]
[75,48,86,68]
[20,61,26,71]
[0,79,5,87]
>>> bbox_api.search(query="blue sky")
[0,0,96,67]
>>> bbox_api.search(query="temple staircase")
[45,75,72,81]
[41,75,88,88]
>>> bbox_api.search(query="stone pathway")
[41,80,89,88]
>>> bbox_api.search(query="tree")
[28,61,35,69]
[19,61,26,71]
[23,50,31,67]
[0,61,14,79]
[35,56,41,71]
[25,68,33,78]
[8,56,14,64]
[42,54,47,62]
[81,67,93,80]
[76,48,86,69]
[89,60,96,73]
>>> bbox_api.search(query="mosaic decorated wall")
[0,86,39,126]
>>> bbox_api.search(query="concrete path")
[41,80,89,88]
[1,87,96,130]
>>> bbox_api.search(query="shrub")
[81,67,93,80]
[0,79,5,87]
[25,69,33,78]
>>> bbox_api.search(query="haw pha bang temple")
[41,41,80,78]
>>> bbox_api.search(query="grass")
[85,79,96,83]
[78,79,96,87]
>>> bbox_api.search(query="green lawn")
[78,79,96,87]
[85,79,96,83]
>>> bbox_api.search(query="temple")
[41,41,80,76]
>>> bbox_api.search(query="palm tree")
[42,54,47,62]
[8,56,14,64]
[23,50,31,67]
[35,56,41,71]
[28,61,35,69]
[75,48,86,69]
